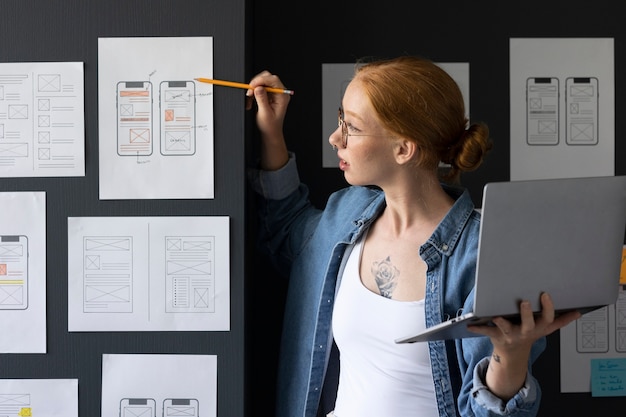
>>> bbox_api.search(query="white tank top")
[332,233,438,417]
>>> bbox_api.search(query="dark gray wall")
[247,0,626,416]
[0,1,247,416]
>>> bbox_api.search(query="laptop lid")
[396,175,626,343]
[473,175,625,316]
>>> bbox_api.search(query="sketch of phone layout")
[0,235,28,310]
[163,398,199,417]
[526,77,559,145]
[0,392,31,417]
[160,81,196,156]
[165,236,215,313]
[120,398,156,417]
[576,305,609,353]
[83,236,133,313]
[565,77,598,145]
[117,81,153,156]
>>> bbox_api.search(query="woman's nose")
[329,125,341,150]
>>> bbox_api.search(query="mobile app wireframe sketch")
[526,77,559,145]
[565,76,599,145]
[0,235,28,310]
[159,80,196,156]
[117,81,153,156]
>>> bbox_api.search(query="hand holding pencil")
[195,77,294,95]
[245,70,292,171]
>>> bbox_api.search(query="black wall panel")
[0,1,247,416]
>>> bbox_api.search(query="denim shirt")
[249,153,546,417]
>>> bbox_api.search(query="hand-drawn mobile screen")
[159,81,196,156]
[575,305,609,353]
[526,77,559,145]
[0,392,31,417]
[119,398,156,417]
[163,398,199,417]
[165,235,215,313]
[83,236,133,313]
[565,77,599,145]
[0,235,29,310]
[117,81,153,156]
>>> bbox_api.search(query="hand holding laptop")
[395,175,626,344]
[468,292,582,399]
[468,293,581,340]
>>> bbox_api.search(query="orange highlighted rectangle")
[120,90,150,97]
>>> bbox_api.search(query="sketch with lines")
[0,62,84,177]
[526,77,559,145]
[163,398,199,417]
[0,191,46,354]
[119,397,199,417]
[116,79,198,157]
[165,236,214,313]
[0,379,77,417]
[117,81,153,156]
[103,354,216,417]
[0,235,29,310]
[98,37,214,200]
[510,38,614,181]
[525,76,600,147]
[565,76,598,145]
[576,305,609,353]
[68,216,229,332]
[83,236,133,313]
[0,392,30,417]
[160,80,196,156]
[119,398,156,417]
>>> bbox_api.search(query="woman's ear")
[394,138,417,165]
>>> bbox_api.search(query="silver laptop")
[396,175,626,343]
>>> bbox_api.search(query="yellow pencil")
[194,78,294,95]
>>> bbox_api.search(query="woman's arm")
[470,292,581,399]
[246,70,291,171]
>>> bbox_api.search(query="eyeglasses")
[337,107,375,148]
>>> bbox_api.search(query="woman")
[246,56,580,417]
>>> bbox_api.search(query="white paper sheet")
[98,37,214,199]
[102,354,216,417]
[0,379,78,417]
[0,62,85,177]
[509,38,614,180]
[560,285,626,392]
[67,216,229,331]
[0,191,46,353]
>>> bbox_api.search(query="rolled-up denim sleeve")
[470,357,540,416]
[248,152,300,200]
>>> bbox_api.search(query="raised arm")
[246,70,291,171]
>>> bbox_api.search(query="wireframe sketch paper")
[509,38,614,180]
[0,192,46,353]
[67,216,229,331]
[98,36,214,200]
[560,285,626,393]
[0,62,85,177]
[0,379,77,417]
[102,354,216,417]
